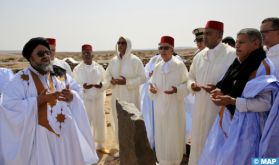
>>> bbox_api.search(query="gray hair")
[237,28,263,46]
[262,17,279,29]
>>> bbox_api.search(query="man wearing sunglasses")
[140,41,184,151]
[188,20,236,165]
[0,37,99,165]
[73,44,107,153]
[149,36,188,165]
[261,17,279,78]
[104,36,146,157]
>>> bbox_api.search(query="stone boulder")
[116,100,157,165]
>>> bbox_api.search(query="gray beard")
[40,63,53,72]
[32,62,53,73]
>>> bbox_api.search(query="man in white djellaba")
[188,20,236,165]
[140,50,184,150]
[104,36,146,156]
[0,37,98,165]
[73,44,107,152]
[149,36,188,165]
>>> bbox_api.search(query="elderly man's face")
[235,34,259,61]
[117,38,127,55]
[30,45,52,73]
[82,50,93,65]
[260,21,279,48]
[204,29,221,49]
[159,44,173,62]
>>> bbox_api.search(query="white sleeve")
[176,63,189,100]
[0,77,38,165]
[103,61,113,90]
[187,56,197,93]
[126,60,146,90]
[66,73,83,96]
[236,91,272,112]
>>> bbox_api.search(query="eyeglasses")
[260,29,279,34]
[36,50,51,57]
[158,46,170,50]
[117,41,127,45]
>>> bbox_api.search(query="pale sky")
[0,0,278,51]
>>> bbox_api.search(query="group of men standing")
[190,18,279,165]
[0,17,279,165]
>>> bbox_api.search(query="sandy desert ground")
[0,48,195,165]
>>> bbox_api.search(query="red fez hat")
[82,44,93,51]
[205,20,224,31]
[46,38,56,46]
[159,36,174,48]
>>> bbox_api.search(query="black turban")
[22,37,50,61]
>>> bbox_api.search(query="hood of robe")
[115,36,132,59]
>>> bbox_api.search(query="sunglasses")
[158,46,170,50]
[82,52,92,56]
[117,41,127,45]
[37,50,51,57]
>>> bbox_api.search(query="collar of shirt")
[267,43,279,57]
[206,42,222,60]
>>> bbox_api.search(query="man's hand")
[58,86,73,102]
[83,83,94,89]
[93,82,103,88]
[164,86,177,94]
[211,95,236,106]
[111,76,126,85]
[116,76,126,85]
[210,88,223,99]
[191,83,201,92]
[201,84,216,93]
[37,89,60,106]
[149,83,157,94]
